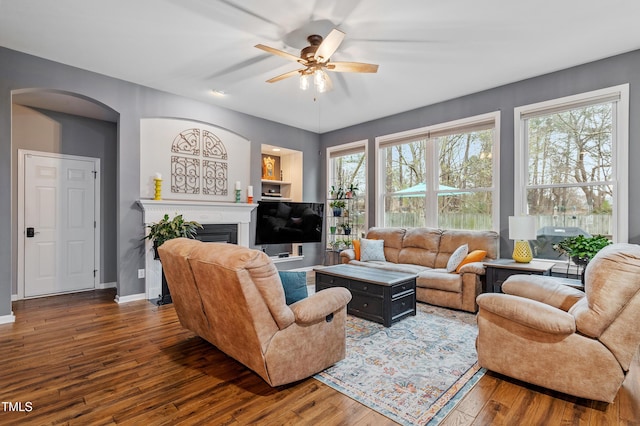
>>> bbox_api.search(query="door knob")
[26,227,35,237]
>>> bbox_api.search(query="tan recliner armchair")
[476,243,640,402]
[158,238,352,387]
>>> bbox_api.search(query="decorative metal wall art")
[171,156,200,194]
[170,128,228,195]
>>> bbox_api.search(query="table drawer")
[316,274,350,288]
[350,280,384,296]
[391,293,415,318]
[350,293,383,317]
[391,280,415,297]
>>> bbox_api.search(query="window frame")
[374,111,501,230]
[513,84,629,244]
[326,139,369,231]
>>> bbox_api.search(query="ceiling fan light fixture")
[299,73,310,90]
[316,76,327,93]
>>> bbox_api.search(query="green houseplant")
[552,234,612,265]
[553,234,612,283]
[143,213,203,259]
[329,199,346,217]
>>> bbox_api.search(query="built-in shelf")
[261,146,302,203]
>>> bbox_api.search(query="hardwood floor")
[1,289,638,425]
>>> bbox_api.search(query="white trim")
[375,111,501,230]
[96,281,117,289]
[0,313,16,324]
[114,293,146,304]
[17,150,101,300]
[513,84,629,243]
[11,294,18,301]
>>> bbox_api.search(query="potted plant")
[143,213,203,259]
[329,200,346,216]
[553,234,612,282]
[329,185,345,200]
[341,222,352,235]
[345,183,359,199]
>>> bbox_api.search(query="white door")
[24,153,97,297]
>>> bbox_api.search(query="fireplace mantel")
[138,199,257,300]
[138,199,256,227]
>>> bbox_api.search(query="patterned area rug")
[315,303,485,425]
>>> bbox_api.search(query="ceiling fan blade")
[266,69,302,83]
[255,44,305,64]
[327,61,379,73]
[314,29,345,63]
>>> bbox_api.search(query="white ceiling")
[2,0,640,133]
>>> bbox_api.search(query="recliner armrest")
[477,293,576,335]
[290,287,352,324]
[340,249,356,263]
[457,261,485,275]
[502,275,585,311]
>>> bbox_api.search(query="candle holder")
[235,189,241,203]
[154,178,162,200]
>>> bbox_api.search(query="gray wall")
[320,49,640,258]
[0,47,321,317]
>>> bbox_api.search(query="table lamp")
[509,215,537,263]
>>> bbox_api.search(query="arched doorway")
[12,89,119,299]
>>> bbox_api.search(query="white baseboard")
[114,293,146,304]
[0,312,16,324]
[96,281,117,289]
[11,294,18,301]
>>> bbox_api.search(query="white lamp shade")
[509,216,537,240]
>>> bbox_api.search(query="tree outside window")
[515,85,629,261]
[378,113,498,231]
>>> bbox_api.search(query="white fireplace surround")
[138,199,257,300]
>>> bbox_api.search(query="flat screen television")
[255,201,324,245]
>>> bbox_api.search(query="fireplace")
[138,200,256,300]
[157,223,239,305]
[196,224,238,244]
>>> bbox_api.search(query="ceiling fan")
[255,29,379,92]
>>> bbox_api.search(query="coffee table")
[314,264,416,327]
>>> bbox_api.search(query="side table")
[484,259,553,293]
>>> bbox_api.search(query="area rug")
[314,303,485,425]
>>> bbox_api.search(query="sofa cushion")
[436,230,499,268]
[397,227,441,268]
[446,244,469,272]
[278,271,308,305]
[352,239,361,260]
[360,238,386,262]
[417,269,463,292]
[365,227,406,263]
[456,249,487,273]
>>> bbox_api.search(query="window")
[327,141,367,249]
[376,112,500,231]
[514,85,629,260]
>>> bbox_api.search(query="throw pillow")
[278,271,308,305]
[456,249,487,273]
[446,244,469,272]
[352,239,361,260]
[360,238,386,262]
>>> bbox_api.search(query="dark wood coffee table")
[314,264,416,327]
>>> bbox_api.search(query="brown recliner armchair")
[476,243,640,402]
[158,238,352,387]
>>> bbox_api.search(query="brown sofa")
[476,243,640,402]
[340,227,499,312]
[158,238,352,387]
